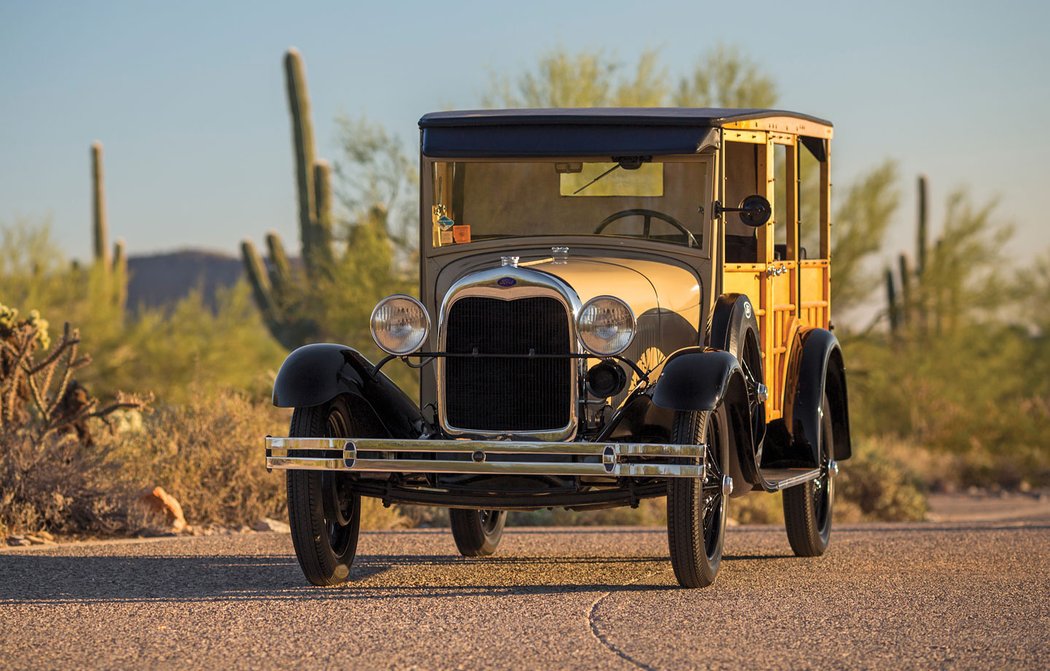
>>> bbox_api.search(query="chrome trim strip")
[435,265,584,441]
[265,437,705,479]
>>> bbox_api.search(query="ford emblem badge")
[497,277,517,287]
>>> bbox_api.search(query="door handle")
[766,265,787,277]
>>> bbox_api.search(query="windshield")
[427,158,711,249]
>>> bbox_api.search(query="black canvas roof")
[418,108,831,158]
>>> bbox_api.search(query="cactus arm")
[112,240,128,309]
[240,240,277,320]
[265,231,294,298]
[897,254,912,328]
[312,160,335,270]
[917,175,928,277]
[885,267,899,334]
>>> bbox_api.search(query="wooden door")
[721,134,800,421]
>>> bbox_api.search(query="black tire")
[667,404,731,588]
[286,396,362,586]
[449,509,507,557]
[783,393,835,556]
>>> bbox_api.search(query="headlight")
[576,296,636,356]
[370,295,430,355]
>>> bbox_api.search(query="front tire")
[667,404,731,588]
[449,509,507,557]
[783,393,835,556]
[286,396,362,586]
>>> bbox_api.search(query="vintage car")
[264,108,851,588]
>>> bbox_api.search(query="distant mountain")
[126,249,244,312]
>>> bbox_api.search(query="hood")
[532,257,701,334]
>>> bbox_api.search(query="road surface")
[1,515,1048,669]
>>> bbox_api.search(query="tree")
[672,45,777,108]
[832,162,900,314]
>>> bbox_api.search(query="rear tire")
[449,509,507,557]
[783,393,835,556]
[667,404,731,588]
[287,396,362,586]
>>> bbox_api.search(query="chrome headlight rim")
[369,294,431,356]
[576,295,637,357]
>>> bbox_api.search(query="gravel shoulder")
[2,505,1047,670]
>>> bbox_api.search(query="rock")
[251,517,290,533]
[6,536,29,546]
[137,486,187,532]
[35,530,54,542]
[24,535,54,545]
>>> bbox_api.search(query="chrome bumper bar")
[265,437,705,478]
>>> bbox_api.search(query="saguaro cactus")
[89,142,128,308]
[884,175,930,336]
[241,48,337,349]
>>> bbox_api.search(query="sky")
[2,0,1048,266]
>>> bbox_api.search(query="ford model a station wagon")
[264,108,851,588]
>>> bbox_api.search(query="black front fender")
[272,344,424,439]
[651,348,744,413]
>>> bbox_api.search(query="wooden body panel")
[720,133,831,420]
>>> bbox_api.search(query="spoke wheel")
[449,509,507,557]
[287,396,362,586]
[735,327,766,451]
[667,404,731,588]
[783,393,835,556]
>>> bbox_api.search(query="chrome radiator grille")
[444,296,572,432]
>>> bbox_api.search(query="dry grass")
[2,390,934,540]
[107,391,289,529]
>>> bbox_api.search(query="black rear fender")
[768,328,852,467]
[272,344,424,439]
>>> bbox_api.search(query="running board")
[759,467,822,491]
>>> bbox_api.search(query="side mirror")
[713,195,772,228]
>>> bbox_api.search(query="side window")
[724,141,760,263]
[773,142,788,257]
[798,139,823,260]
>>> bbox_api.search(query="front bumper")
[265,437,705,478]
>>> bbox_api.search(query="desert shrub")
[107,390,287,527]
[0,431,129,537]
[730,492,784,525]
[835,437,928,521]
[358,498,412,530]
[0,303,146,537]
[80,283,287,405]
[1,219,287,405]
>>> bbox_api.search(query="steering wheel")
[594,209,699,248]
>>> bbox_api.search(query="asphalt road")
[2,516,1048,670]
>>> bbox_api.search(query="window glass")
[429,159,708,249]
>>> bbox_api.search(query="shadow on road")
[0,547,799,606]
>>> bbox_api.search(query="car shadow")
[13,520,1035,606]
[0,547,799,605]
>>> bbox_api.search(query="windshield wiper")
[572,163,622,195]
